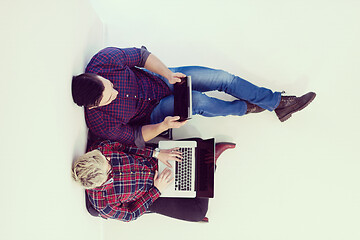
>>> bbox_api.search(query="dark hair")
[71,73,104,107]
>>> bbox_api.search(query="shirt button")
[126,94,129,97]
[148,98,151,100]
[134,95,137,98]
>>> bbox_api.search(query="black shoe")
[275,92,316,122]
[245,101,265,114]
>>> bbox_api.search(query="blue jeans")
[149,66,281,124]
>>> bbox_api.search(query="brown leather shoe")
[215,142,236,164]
[275,92,316,122]
[245,101,265,114]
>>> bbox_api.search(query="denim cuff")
[271,91,282,111]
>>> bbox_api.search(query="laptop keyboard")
[175,147,193,191]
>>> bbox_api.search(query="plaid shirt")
[86,140,160,222]
[85,47,171,147]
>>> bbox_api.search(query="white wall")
[90,1,360,240]
[1,0,359,240]
[1,0,104,239]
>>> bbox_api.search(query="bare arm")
[141,116,187,142]
[141,53,187,142]
[144,54,186,84]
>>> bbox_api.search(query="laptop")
[174,76,192,121]
[158,138,215,198]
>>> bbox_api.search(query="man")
[72,46,316,148]
[72,139,232,222]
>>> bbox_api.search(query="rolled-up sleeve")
[91,47,143,69]
[86,46,150,73]
[134,125,146,149]
[139,46,151,67]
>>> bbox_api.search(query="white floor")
[2,0,360,240]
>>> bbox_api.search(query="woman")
[72,140,234,222]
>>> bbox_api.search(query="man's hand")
[143,53,185,84]
[141,116,186,143]
[167,72,186,84]
[162,116,187,130]
[157,148,183,168]
[153,168,173,193]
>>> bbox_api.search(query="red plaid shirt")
[85,47,171,146]
[86,140,160,222]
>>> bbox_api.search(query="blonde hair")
[72,149,108,189]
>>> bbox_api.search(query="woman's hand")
[167,72,186,84]
[154,168,173,193]
[157,148,183,168]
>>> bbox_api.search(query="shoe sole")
[279,92,316,122]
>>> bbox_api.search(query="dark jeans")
[148,197,209,222]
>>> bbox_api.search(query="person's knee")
[191,91,208,114]
[189,207,208,222]
[186,199,208,222]
[213,69,236,88]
